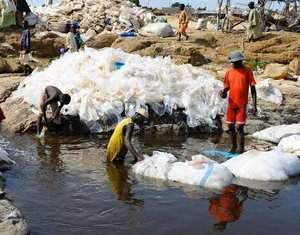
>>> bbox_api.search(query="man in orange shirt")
[219,51,257,154]
[178,4,189,41]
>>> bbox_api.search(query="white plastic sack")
[3,0,16,13]
[133,152,233,189]
[195,18,207,30]
[222,148,300,181]
[143,22,175,38]
[24,12,38,26]
[278,135,300,156]
[252,123,300,143]
[256,78,283,105]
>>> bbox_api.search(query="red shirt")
[224,66,256,108]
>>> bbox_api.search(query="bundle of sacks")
[13,47,225,133]
[222,148,300,181]
[133,151,233,189]
[133,148,300,190]
[31,0,154,36]
[253,123,300,155]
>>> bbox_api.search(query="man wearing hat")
[219,51,257,154]
[107,108,149,163]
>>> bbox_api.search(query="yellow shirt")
[107,117,133,161]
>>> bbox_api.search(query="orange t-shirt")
[224,66,256,108]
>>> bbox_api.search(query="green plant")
[243,60,268,70]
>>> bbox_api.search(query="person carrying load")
[107,108,149,163]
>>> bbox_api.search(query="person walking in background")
[107,108,149,163]
[219,51,257,154]
[71,21,82,51]
[246,1,263,42]
[65,23,77,53]
[178,3,189,41]
[37,85,71,135]
[0,0,16,28]
[20,20,33,76]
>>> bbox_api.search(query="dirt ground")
[1,16,300,68]
[165,15,300,65]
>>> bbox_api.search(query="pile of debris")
[31,0,153,36]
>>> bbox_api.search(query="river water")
[1,133,300,235]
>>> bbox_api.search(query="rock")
[32,32,65,58]
[0,43,17,57]
[289,58,300,75]
[85,34,119,49]
[0,75,24,103]
[0,200,29,235]
[1,97,37,133]
[263,63,289,80]
[0,58,12,73]
[0,148,15,172]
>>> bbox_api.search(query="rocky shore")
[0,147,29,235]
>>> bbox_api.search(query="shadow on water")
[106,162,144,206]
[1,133,300,234]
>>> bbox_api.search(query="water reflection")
[106,162,144,206]
[208,184,248,232]
[36,137,65,172]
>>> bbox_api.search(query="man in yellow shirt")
[107,108,149,163]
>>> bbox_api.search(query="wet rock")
[263,63,289,80]
[0,200,29,235]
[0,148,15,172]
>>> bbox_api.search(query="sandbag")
[256,78,283,105]
[133,151,233,189]
[143,22,175,38]
[252,123,300,143]
[278,135,300,156]
[195,18,207,30]
[222,148,300,181]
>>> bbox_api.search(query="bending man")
[107,108,149,163]
[37,85,71,134]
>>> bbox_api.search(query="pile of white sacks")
[13,47,283,133]
[13,47,225,132]
[253,123,300,156]
[134,123,300,190]
[133,148,300,190]
[31,0,154,35]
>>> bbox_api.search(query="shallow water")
[1,133,300,235]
